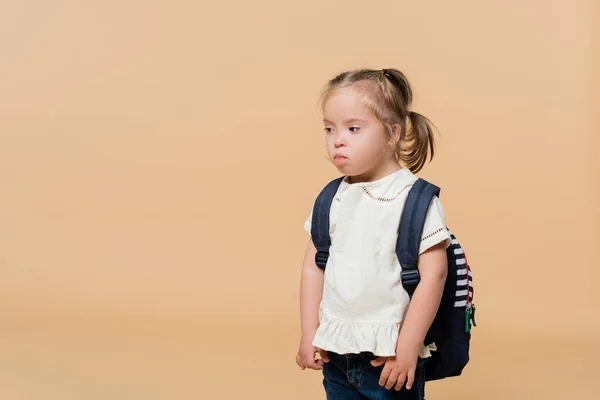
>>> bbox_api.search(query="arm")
[296,237,328,370]
[396,240,448,354]
[375,240,448,389]
[300,238,324,340]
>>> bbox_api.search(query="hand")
[296,338,330,370]
[370,344,420,390]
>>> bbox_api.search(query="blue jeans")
[322,352,427,400]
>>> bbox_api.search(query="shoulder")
[314,176,346,197]
[304,175,347,232]
[415,181,450,254]
[409,176,446,223]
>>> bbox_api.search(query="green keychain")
[465,304,477,332]
[465,304,471,332]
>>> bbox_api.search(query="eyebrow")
[322,118,368,124]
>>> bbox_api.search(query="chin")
[331,163,353,175]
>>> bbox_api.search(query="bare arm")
[375,240,448,389]
[296,237,328,370]
[299,237,324,343]
[397,241,448,351]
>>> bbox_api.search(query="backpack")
[310,176,475,381]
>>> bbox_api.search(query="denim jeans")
[322,352,427,400]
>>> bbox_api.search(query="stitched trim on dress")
[334,185,350,202]
[421,227,446,242]
[362,184,412,202]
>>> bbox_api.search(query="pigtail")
[382,68,437,173]
[400,111,436,173]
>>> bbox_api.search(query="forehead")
[322,88,377,122]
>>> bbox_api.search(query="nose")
[333,131,346,148]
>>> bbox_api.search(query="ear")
[388,123,402,147]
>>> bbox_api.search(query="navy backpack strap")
[311,176,345,269]
[397,178,441,297]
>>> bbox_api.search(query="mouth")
[333,154,348,164]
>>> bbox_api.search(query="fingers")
[306,359,322,370]
[378,363,391,387]
[314,358,324,369]
[376,359,410,391]
[303,356,317,370]
[302,347,322,371]
[393,371,407,391]
[317,348,330,363]
[385,369,405,390]
[370,357,386,367]
[405,368,415,390]
[296,353,305,370]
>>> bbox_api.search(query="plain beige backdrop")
[1,1,598,399]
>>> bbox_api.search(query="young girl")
[296,68,451,400]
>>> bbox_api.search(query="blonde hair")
[319,68,436,173]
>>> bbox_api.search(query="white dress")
[304,168,451,357]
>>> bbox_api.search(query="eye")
[349,126,360,132]
[324,127,333,133]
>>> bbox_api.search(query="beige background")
[0,1,598,399]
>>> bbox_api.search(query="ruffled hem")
[312,310,400,357]
[312,310,437,358]
[420,342,437,358]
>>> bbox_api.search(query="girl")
[296,68,451,400]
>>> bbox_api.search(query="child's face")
[322,88,394,180]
